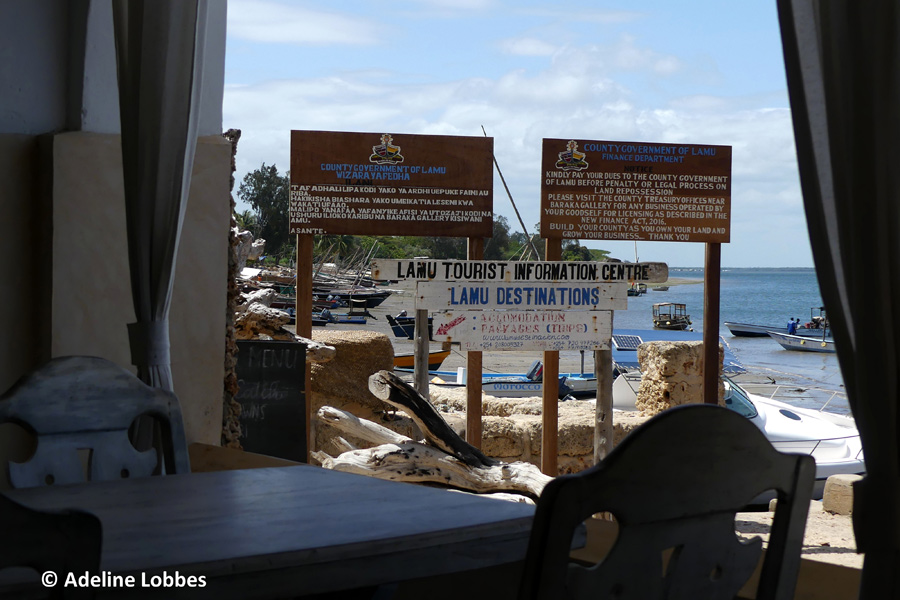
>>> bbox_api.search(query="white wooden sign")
[415,281,627,311]
[371,259,667,283]
[433,310,613,351]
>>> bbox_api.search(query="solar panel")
[613,334,643,351]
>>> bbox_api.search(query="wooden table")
[6,465,536,598]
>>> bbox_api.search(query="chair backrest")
[0,493,101,599]
[519,404,815,600]
[0,356,190,488]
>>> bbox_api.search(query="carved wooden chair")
[0,356,190,488]
[519,404,816,600]
[0,493,101,599]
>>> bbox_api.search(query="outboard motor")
[525,360,544,381]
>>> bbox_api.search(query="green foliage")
[237,163,291,262]
[234,164,615,265]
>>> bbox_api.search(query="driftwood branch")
[368,370,494,468]
[316,441,550,499]
[317,406,412,446]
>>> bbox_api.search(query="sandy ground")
[738,502,860,569]
[301,275,861,570]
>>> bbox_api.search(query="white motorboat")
[612,371,864,499]
[767,330,836,353]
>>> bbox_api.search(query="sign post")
[290,131,494,458]
[540,137,733,461]
[375,258,652,473]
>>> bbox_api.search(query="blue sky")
[224,0,811,267]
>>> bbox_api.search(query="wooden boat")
[726,307,830,338]
[725,322,830,338]
[767,330,836,353]
[627,282,648,296]
[393,349,451,371]
[386,313,433,340]
[652,302,692,330]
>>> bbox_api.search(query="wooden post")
[466,238,484,448]
[296,234,314,461]
[703,243,721,405]
[414,309,429,396]
[594,312,614,464]
[542,238,561,475]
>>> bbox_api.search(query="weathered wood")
[0,355,190,488]
[316,405,412,446]
[371,259,669,283]
[6,466,536,597]
[316,441,550,499]
[433,309,613,351]
[415,281,627,311]
[368,370,495,468]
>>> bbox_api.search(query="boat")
[652,285,669,291]
[393,349,451,371]
[318,308,368,325]
[725,307,830,338]
[411,360,576,399]
[725,322,832,337]
[627,282,648,296]
[767,330,836,353]
[612,370,864,499]
[423,329,745,399]
[386,312,433,340]
[652,302,692,330]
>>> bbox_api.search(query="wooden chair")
[0,493,101,599]
[0,356,190,488]
[519,404,816,600]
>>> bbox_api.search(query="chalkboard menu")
[235,340,306,462]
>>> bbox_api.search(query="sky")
[223,0,812,268]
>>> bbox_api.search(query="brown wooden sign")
[289,131,494,237]
[540,139,732,243]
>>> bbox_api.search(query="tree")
[234,210,260,238]
[484,214,511,260]
[237,163,291,263]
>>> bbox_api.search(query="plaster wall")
[0,135,44,392]
[48,131,230,445]
[1,0,226,136]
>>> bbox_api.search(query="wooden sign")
[289,130,493,237]
[371,259,667,283]
[415,281,627,311]
[433,310,613,351]
[540,139,732,243]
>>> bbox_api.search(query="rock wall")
[635,340,724,414]
[310,331,419,454]
[310,337,729,475]
[429,387,649,475]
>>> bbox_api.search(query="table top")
[7,465,536,598]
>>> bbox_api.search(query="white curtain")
[778,1,900,596]
[112,0,208,391]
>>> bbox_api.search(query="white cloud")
[498,37,558,57]
[224,14,807,266]
[227,0,380,46]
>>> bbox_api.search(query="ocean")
[612,267,848,413]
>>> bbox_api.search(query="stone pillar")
[635,341,725,415]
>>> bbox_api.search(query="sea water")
[611,267,848,413]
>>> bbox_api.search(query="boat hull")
[725,321,830,338]
[767,330,836,353]
[393,350,450,371]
